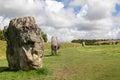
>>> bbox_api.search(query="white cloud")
[84,0,116,20]
[0,0,43,17]
[77,4,88,17]
[69,0,87,7]
[0,16,3,22]
[0,0,120,42]
[0,16,10,29]
[113,14,120,26]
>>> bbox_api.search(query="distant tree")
[41,31,48,42]
[71,39,120,45]
[0,29,5,40]
[71,39,101,45]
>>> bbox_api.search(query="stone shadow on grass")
[0,67,18,72]
[44,54,52,57]
[44,52,61,57]
[0,67,9,72]
[44,54,61,57]
[0,66,52,75]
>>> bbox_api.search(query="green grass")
[44,42,81,50]
[0,41,120,80]
[0,40,6,59]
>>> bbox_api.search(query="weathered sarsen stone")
[4,16,44,70]
[51,36,60,55]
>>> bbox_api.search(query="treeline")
[71,39,120,45]
[0,29,48,42]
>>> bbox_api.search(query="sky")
[0,0,120,42]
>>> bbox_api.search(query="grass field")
[0,41,6,59]
[0,40,120,80]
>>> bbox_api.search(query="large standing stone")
[51,36,60,55]
[4,16,44,70]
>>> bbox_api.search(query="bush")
[41,31,48,42]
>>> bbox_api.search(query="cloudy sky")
[0,0,120,42]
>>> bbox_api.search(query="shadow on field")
[0,67,9,72]
[0,67,18,72]
[44,53,61,57]
[44,54,52,57]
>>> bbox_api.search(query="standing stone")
[51,36,60,55]
[82,41,85,47]
[4,16,44,70]
[112,41,117,45]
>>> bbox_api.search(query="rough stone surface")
[112,41,118,45]
[82,41,85,47]
[51,36,60,55]
[4,16,44,70]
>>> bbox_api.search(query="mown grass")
[0,40,120,80]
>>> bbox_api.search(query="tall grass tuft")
[37,67,51,75]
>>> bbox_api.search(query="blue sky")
[56,0,81,13]
[56,0,120,16]
[113,4,120,16]
[115,4,120,12]
[0,0,120,42]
